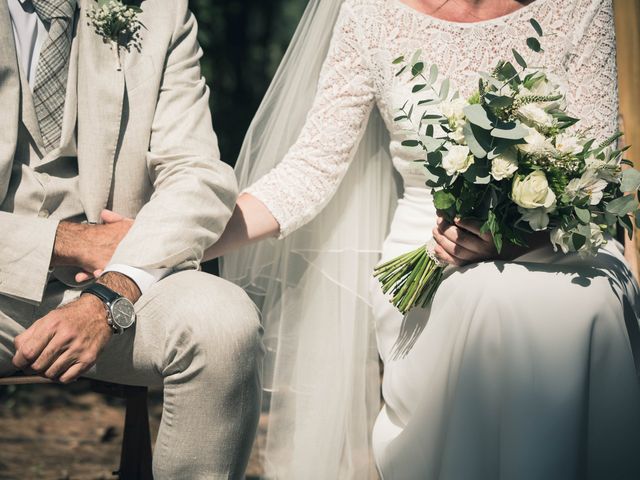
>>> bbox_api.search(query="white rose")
[490,148,519,181]
[518,104,554,128]
[518,126,556,155]
[511,170,557,210]
[441,97,467,128]
[555,133,583,155]
[442,145,473,176]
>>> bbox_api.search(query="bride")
[212,0,640,478]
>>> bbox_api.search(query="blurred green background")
[189,0,307,166]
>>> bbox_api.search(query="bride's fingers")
[437,220,491,255]
[453,217,493,243]
[432,227,476,263]
[433,244,466,267]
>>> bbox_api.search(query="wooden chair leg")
[90,381,153,479]
[119,386,153,480]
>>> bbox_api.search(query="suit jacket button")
[39,210,50,218]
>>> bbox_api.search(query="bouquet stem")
[374,244,445,315]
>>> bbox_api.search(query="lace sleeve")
[564,0,618,139]
[245,2,376,238]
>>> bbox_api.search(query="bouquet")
[374,18,640,315]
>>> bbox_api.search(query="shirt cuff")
[102,264,172,294]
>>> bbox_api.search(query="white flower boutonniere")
[87,0,144,71]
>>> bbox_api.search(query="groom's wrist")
[51,222,87,267]
[97,271,142,304]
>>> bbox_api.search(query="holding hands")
[12,210,137,383]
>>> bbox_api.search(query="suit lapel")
[76,0,125,222]
[0,2,20,201]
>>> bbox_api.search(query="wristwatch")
[82,283,137,335]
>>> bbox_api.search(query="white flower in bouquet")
[565,169,609,205]
[441,98,467,127]
[512,170,557,210]
[550,223,605,256]
[518,205,553,231]
[449,127,466,145]
[550,227,572,253]
[555,133,584,155]
[490,148,519,180]
[518,103,555,128]
[518,126,556,155]
[585,151,622,183]
[442,145,474,175]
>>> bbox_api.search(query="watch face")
[111,298,136,330]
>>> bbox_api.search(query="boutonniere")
[87,0,144,71]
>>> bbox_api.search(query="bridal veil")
[221,0,397,477]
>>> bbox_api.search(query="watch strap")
[83,283,121,305]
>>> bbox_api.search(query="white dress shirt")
[7,0,170,293]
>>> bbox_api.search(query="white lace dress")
[246,0,640,478]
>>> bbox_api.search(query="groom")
[0,0,263,478]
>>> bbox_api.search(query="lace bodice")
[247,0,618,238]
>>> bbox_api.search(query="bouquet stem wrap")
[374,240,446,314]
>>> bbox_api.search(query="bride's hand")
[431,216,497,266]
[432,215,549,266]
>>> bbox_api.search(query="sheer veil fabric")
[221,0,397,477]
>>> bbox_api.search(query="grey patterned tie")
[31,0,77,152]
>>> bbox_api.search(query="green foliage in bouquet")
[375,18,640,315]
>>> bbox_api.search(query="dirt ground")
[0,383,264,480]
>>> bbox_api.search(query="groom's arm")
[108,0,237,272]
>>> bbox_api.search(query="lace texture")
[247,0,618,238]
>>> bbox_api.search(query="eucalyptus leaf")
[571,233,586,251]
[411,62,425,77]
[530,18,543,37]
[574,207,591,224]
[424,166,448,188]
[410,49,423,65]
[526,37,542,53]
[606,195,639,216]
[412,84,427,93]
[619,215,634,238]
[392,56,405,65]
[620,168,640,193]
[429,64,438,85]
[491,122,528,140]
[402,139,420,147]
[439,79,450,100]
[463,104,493,130]
[463,122,488,158]
[486,95,514,108]
[512,49,527,69]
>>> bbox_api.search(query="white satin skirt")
[371,187,640,480]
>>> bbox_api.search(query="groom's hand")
[52,210,133,278]
[12,272,141,383]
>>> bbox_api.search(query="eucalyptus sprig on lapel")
[87,0,144,71]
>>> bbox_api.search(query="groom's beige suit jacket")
[0,0,237,304]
